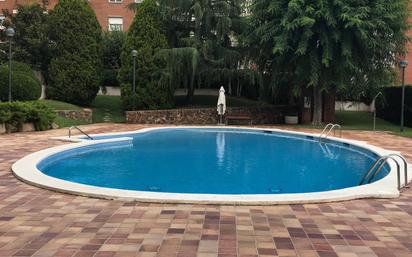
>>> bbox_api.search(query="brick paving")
[0,124,411,257]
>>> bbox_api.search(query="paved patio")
[0,124,411,257]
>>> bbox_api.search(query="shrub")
[0,101,55,131]
[118,0,171,110]
[376,86,412,127]
[120,83,173,110]
[0,61,41,101]
[47,0,102,106]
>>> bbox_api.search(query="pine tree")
[247,0,410,125]
[47,0,102,106]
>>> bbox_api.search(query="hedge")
[376,86,412,127]
[0,101,55,131]
[0,61,42,101]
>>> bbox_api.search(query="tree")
[118,0,171,110]
[1,4,50,77]
[153,0,258,103]
[100,31,125,87]
[247,0,410,125]
[47,0,102,106]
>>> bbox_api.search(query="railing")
[68,126,94,140]
[319,123,342,142]
[359,153,409,190]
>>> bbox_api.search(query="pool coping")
[12,126,411,205]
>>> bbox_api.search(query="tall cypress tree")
[118,0,170,110]
[47,0,101,106]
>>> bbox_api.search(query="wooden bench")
[225,115,253,125]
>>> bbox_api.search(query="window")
[108,0,122,3]
[108,17,123,31]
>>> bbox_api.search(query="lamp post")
[399,59,408,132]
[5,27,15,102]
[131,49,137,110]
[373,92,382,131]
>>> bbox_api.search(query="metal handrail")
[319,123,342,142]
[388,153,409,187]
[359,155,404,190]
[68,126,93,140]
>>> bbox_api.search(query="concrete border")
[12,126,411,205]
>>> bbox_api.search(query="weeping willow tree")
[129,0,259,103]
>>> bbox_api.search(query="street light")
[131,49,137,110]
[399,59,408,132]
[373,92,382,131]
[5,27,15,102]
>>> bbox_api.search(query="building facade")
[0,0,137,31]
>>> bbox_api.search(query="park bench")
[225,114,253,125]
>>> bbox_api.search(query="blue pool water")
[38,128,389,194]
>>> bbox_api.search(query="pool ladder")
[68,126,94,140]
[359,154,409,190]
[319,123,341,142]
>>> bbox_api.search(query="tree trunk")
[185,87,194,104]
[312,86,323,126]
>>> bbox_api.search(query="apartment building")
[0,0,137,31]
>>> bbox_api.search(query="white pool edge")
[13,126,411,205]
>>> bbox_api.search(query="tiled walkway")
[0,124,411,257]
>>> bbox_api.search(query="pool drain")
[268,188,282,193]
[147,186,161,191]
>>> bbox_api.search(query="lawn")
[335,111,412,138]
[41,100,82,110]
[41,96,125,127]
[91,95,125,123]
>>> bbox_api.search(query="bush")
[47,0,102,106]
[118,0,171,110]
[0,61,42,101]
[376,86,412,127]
[0,101,55,131]
[120,83,173,110]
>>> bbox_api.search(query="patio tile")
[0,124,411,257]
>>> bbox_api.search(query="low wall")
[126,106,288,125]
[55,109,93,123]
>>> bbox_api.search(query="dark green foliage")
[247,0,410,124]
[100,31,125,87]
[120,83,173,110]
[0,61,41,101]
[47,0,102,106]
[118,0,171,110]
[0,4,49,74]
[154,0,257,103]
[101,69,121,87]
[102,31,125,70]
[376,86,412,127]
[0,101,55,131]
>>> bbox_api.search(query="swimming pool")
[13,127,402,204]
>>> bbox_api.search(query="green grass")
[54,116,89,128]
[175,95,269,108]
[91,95,125,123]
[40,100,82,110]
[335,111,412,138]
